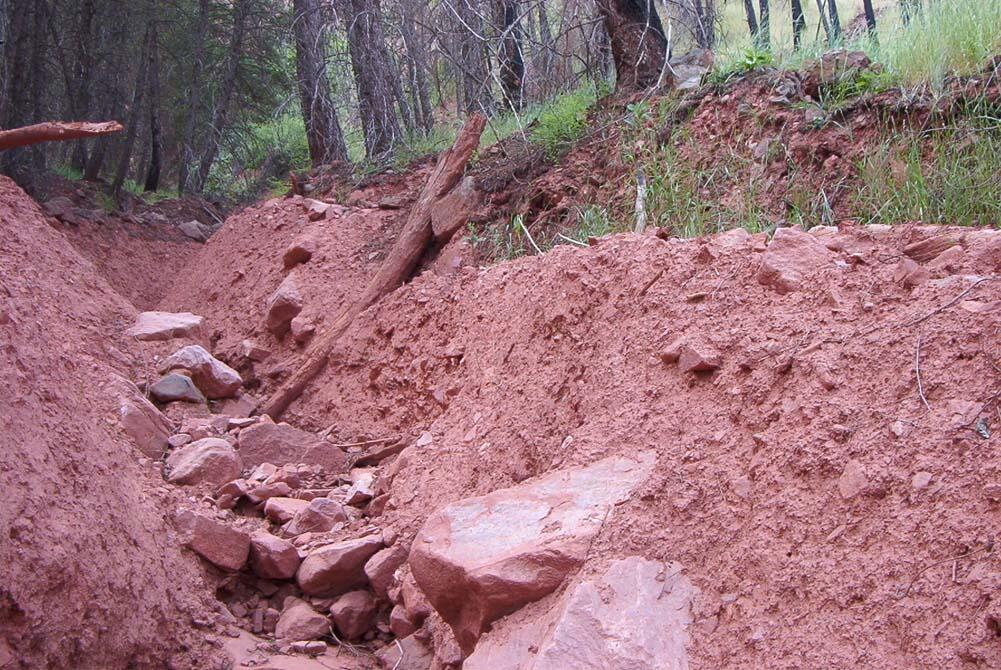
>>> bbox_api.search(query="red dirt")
[0,176,221,669]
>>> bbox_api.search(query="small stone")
[290,640,327,655]
[893,258,931,288]
[659,337,685,364]
[678,343,721,373]
[241,339,271,362]
[757,227,836,294]
[168,433,193,449]
[179,220,211,242]
[285,498,349,536]
[264,497,311,524]
[838,459,868,500]
[275,598,330,641]
[329,590,377,639]
[389,605,416,638]
[889,421,909,438]
[911,472,933,490]
[249,531,301,580]
[375,635,433,670]
[247,482,293,504]
[415,431,433,448]
[283,234,318,270]
[290,315,316,344]
[150,374,206,404]
[119,394,172,457]
[266,276,303,337]
[159,345,242,399]
[166,437,242,487]
[731,476,753,498]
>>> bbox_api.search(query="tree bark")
[143,17,163,192]
[827,0,842,42]
[293,0,349,166]
[68,0,96,171]
[194,0,251,192]
[399,1,434,132]
[455,0,494,114]
[595,0,670,91]
[0,121,124,151]
[862,0,877,35]
[742,0,759,42]
[790,0,805,49]
[261,113,487,420]
[498,0,525,110]
[112,30,150,193]
[177,0,210,195]
[757,0,770,48]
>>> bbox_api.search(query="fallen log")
[261,113,487,419]
[0,121,124,151]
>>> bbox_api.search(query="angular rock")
[893,258,931,288]
[303,199,332,221]
[678,342,721,373]
[266,275,303,336]
[174,510,250,571]
[240,339,271,362]
[166,437,243,486]
[410,453,655,653]
[126,311,204,341]
[296,535,385,597]
[237,421,346,471]
[329,590,377,639]
[290,640,327,656]
[159,345,242,399]
[284,498,348,536]
[345,470,376,506]
[119,394,172,457]
[757,227,836,294]
[283,234,318,270]
[465,557,694,670]
[290,315,315,344]
[364,545,407,598]
[179,220,211,242]
[42,196,74,219]
[375,634,433,670]
[275,598,330,641]
[150,373,206,404]
[249,531,301,580]
[838,459,868,499]
[264,497,311,524]
[168,433,192,449]
[246,481,293,504]
[389,605,416,638]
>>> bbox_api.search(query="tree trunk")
[399,1,434,132]
[535,0,555,97]
[862,0,877,35]
[0,121,124,151]
[261,114,486,420]
[143,18,162,192]
[690,0,715,49]
[742,0,759,41]
[455,0,494,114]
[757,0,770,48]
[177,0,210,195]
[293,0,349,166]
[69,0,96,172]
[194,0,251,192]
[595,0,670,90]
[790,0,805,49]
[341,0,404,157]
[112,30,150,193]
[827,0,842,42]
[498,0,525,110]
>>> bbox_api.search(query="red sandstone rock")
[284,498,349,536]
[275,598,330,641]
[126,311,204,341]
[237,422,345,471]
[297,535,384,597]
[249,531,301,580]
[174,510,250,571]
[266,275,303,336]
[757,227,836,294]
[389,605,416,638]
[409,453,655,653]
[329,590,377,639]
[364,545,407,598]
[158,345,242,399]
[118,392,172,457]
[165,437,242,486]
[465,557,694,669]
[678,342,722,373]
[374,634,433,670]
[283,234,318,270]
[264,497,311,524]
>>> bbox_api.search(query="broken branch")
[0,121,124,151]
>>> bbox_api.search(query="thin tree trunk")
[69,0,96,171]
[790,0,805,49]
[293,0,349,166]
[177,0,210,195]
[827,0,841,42]
[814,0,832,43]
[399,5,434,131]
[194,0,251,192]
[536,0,554,97]
[455,0,494,114]
[498,0,525,110]
[112,30,150,193]
[143,18,162,192]
[862,0,877,35]
[743,0,759,41]
[595,0,670,90]
[757,0,770,48]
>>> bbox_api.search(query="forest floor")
[2,55,1001,670]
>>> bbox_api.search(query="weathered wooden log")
[261,113,487,419]
[0,121,124,151]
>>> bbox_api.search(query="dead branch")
[915,335,931,412]
[0,121,124,151]
[261,113,487,419]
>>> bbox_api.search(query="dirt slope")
[267,222,1001,667]
[0,176,218,669]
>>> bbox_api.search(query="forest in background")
[0,0,998,202]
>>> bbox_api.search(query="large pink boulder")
[158,345,242,399]
[174,510,250,571]
[165,437,242,486]
[296,535,385,597]
[126,311,204,341]
[249,531,301,580]
[409,453,655,653]
[364,545,407,598]
[237,421,345,471]
[757,227,836,294]
[465,556,694,669]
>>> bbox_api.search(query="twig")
[915,335,932,412]
[326,436,400,449]
[392,639,405,670]
[895,545,992,599]
[327,626,363,657]
[903,277,1000,328]
[639,268,665,296]
[517,217,543,255]
[634,166,647,233]
[556,233,587,247]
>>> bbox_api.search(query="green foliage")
[709,46,775,84]
[205,112,311,199]
[530,87,597,159]
[51,164,83,182]
[854,120,1001,226]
